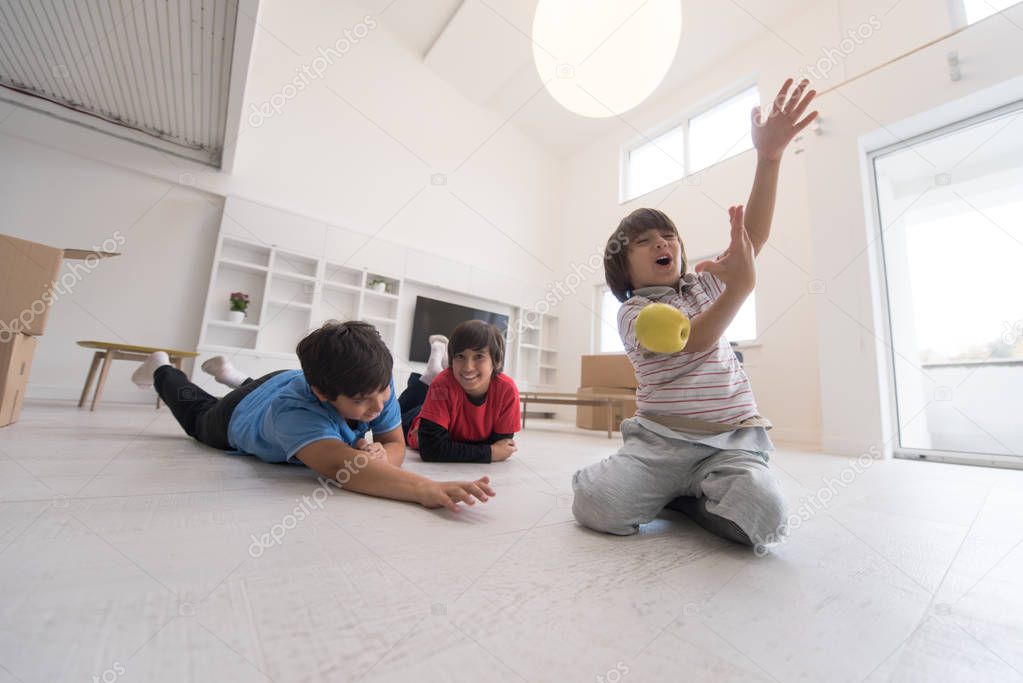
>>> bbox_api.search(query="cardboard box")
[575,386,637,432]
[0,233,119,337]
[580,354,638,390]
[0,334,37,427]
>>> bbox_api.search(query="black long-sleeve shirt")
[416,418,514,463]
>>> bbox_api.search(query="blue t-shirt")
[226,369,401,464]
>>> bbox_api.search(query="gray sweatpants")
[572,418,788,550]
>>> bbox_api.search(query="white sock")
[200,355,247,389]
[421,335,448,384]
[131,351,170,388]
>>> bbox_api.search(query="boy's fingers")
[449,488,474,506]
[784,79,809,114]
[791,90,817,119]
[695,259,722,274]
[442,495,460,514]
[773,78,793,114]
[792,110,819,134]
[476,477,496,496]
[462,482,489,502]
[750,105,761,127]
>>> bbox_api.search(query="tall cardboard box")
[0,334,37,427]
[575,386,636,432]
[0,233,119,337]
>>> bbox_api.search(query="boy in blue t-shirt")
[131,321,495,513]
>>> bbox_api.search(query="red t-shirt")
[408,369,521,449]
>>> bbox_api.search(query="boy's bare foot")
[201,355,247,389]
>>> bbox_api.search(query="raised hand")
[752,78,819,161]
[694,205,756,294]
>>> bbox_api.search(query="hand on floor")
[490,438,517,462]
[418,476,495,513]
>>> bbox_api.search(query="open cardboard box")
[0,233,120,337]
[0,233,120,426]
[580,354,638,389]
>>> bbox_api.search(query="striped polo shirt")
[618,272,761,425]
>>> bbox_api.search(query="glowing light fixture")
[532,0,681,118]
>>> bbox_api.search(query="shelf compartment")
[268,274,315,307]
[204,324,257,350]
[221,237,271,268]
[272,250,318,279]
[324,262,363,289]
[364,272,400,297]
[258,304,311,355]
[317,288,360,324]
[210,266,265,326]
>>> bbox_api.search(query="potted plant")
[228,291,250,323]
[368,278,388,294]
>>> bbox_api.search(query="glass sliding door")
[872,103,1023,463]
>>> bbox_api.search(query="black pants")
[397,372,429,438]
[154,365,287,449]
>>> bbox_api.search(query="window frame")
[619,76,759,203]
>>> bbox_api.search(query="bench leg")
[90,350,114,412]
[606,400,613,439]
[521,400,527,430]
[78,352,103,408]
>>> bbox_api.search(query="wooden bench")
[76,341,199,411]
[519,391,630,439]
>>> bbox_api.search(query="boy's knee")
[745,472,789,550]
[571,470,637,536]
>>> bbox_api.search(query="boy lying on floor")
[131,320,494,513]
[397,320,521,463]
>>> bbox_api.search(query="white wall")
[0,134,223,403]
[554,0,959,448]
[802,6,1023,455]
[0,0,562,403]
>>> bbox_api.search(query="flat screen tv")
[408,296,509,362]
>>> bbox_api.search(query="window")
[961,0,1019,23]
[597,287,626,353]
[621,83,759,201]
[594,284,756,353]
[689,86,760,174]
[624,127,685,201]
[873,104,1023,460]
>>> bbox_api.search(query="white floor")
[1,400,1022,683]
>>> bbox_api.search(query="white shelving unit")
[513,312,559,391]
[195,234,403,390]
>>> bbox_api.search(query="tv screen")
[409,296,509,362]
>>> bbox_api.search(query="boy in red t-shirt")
[398,320,520,463]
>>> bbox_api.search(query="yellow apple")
[635,303,691,353]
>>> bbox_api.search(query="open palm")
[752,78,819,161]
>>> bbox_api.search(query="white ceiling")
[360,0,813,157]
[0,0,239,165]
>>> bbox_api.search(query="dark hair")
[603,207,686,302]
[448,320,505,376]
[296,320,392,400]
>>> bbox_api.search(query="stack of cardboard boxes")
[0,234,117,427]
[576,354,638,433]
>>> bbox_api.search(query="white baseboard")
[26,384,159,405]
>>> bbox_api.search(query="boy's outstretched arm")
[745,78,818,255]
[295,438,494,513]
[686,206,755,352]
